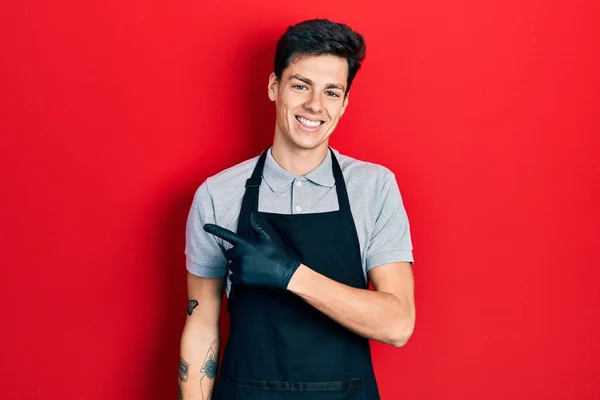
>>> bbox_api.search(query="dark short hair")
[274,19,366,93]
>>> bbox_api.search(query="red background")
[1,1,599,399]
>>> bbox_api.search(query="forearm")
[179,328,219,400]
[288,264,415,347]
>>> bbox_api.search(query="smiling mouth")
[295,115,324,128]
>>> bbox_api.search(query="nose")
[304,91,323,113]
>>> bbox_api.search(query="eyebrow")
[289,74,346,92]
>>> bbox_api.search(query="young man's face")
[268,54,349,153]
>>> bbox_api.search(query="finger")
[250,212,273,241]
[203,224,248,246]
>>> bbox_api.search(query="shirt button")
[295,205,302,212]
[296,181,302,187]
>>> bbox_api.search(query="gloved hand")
[203,212,301,290]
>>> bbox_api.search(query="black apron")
[214,148,380,400]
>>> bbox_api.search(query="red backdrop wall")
[1,1,598,399]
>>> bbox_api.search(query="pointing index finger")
[203,224,248,247]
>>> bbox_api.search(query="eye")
[292,84,308,91]
[325,91,341,98]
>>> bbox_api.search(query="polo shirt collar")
[262,147,336,192]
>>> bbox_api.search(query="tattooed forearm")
[199,347,218,399]
[178,357,189,382]
[187,299,199,316]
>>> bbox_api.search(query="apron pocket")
[226,376,363,400]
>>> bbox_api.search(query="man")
[179,19,415,400]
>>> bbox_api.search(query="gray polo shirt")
[185,147,413,296]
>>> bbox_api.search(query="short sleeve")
[365,171,414,271]
[185,181,228,278]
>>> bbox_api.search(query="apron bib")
[214,148,380,400]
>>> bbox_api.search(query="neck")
[271,138,329,176]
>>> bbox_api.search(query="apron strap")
[330,149,351,213]
[237,147,269,238]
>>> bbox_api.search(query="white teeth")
[297,116,322,128]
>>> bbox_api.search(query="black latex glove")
[203,212,301,290]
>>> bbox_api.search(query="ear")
[268,72,278,102]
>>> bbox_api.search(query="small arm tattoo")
[200,347,218,399]
[179,357,189,382]
[187,299,199,316]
